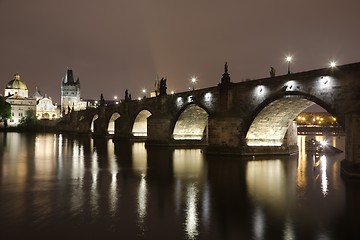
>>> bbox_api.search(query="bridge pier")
[341,112,360,179]
[113,115,133,142]
[205,115,244,154]
[145,113,173,147]
[93,107,108,137]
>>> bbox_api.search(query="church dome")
[6,74,28,90]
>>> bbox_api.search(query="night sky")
[1,0,360,104]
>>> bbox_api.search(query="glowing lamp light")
[191,77,197,90]
[142,89,146,93]
[171,91,175,95]
[329,61,337,68]
[138,97,142,101]
[204,92,212,101]
[286,56,293,74]
[320,140,327,147]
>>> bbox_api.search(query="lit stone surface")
[173,105,208,140]
[246,98,313,146]
[132,110,152,136]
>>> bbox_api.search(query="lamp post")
[142,89,146,98]
[286,56,292,74]
[191,77,197,91]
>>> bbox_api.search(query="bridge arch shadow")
[90,114,99,133]
[172,103,209,141]
[107,112,121,135]
[245,91,342,147]
[132,109,152,137]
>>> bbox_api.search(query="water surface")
[0,133,359,239]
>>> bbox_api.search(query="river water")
[0,132,359,240]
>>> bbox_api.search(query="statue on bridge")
[159,77,167,96]
[270,67,276,77]
[125,89,129,102]
[100,93,105,107]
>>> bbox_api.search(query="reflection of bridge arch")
[90,114,98,133]
[132,110,152,137]
[245,93,337,147]
[173,104,209,140]
[107,112,120,134]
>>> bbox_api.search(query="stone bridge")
[58,62,360,178]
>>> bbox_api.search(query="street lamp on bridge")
[329,61,337,68]
[286,56,292,74]
[191,77,197,91]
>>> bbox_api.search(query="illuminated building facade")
[32,88,60,120]
[60,69,86,115]
[4,74,36,126]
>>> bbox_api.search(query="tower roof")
[63,69,74,84]
[6,73,28,90]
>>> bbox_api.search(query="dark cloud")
[1,0,359,103]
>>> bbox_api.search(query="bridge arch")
[245,92,340,147]
[132,109,152,137]
[172,103,209,140]
[107,112,120,134]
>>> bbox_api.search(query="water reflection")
[185,184,199,240]
[0,133,359,239]
[137,173,148,233]
[253,206,265,240]
[246,158,296,211]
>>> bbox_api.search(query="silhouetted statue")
[125,89,129,101]
[159,77,167,96]
[129,94,132,100]
[100,93,105,107]
[219,61,231,86]
[270,67,276,77]
[67,105,71,114]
